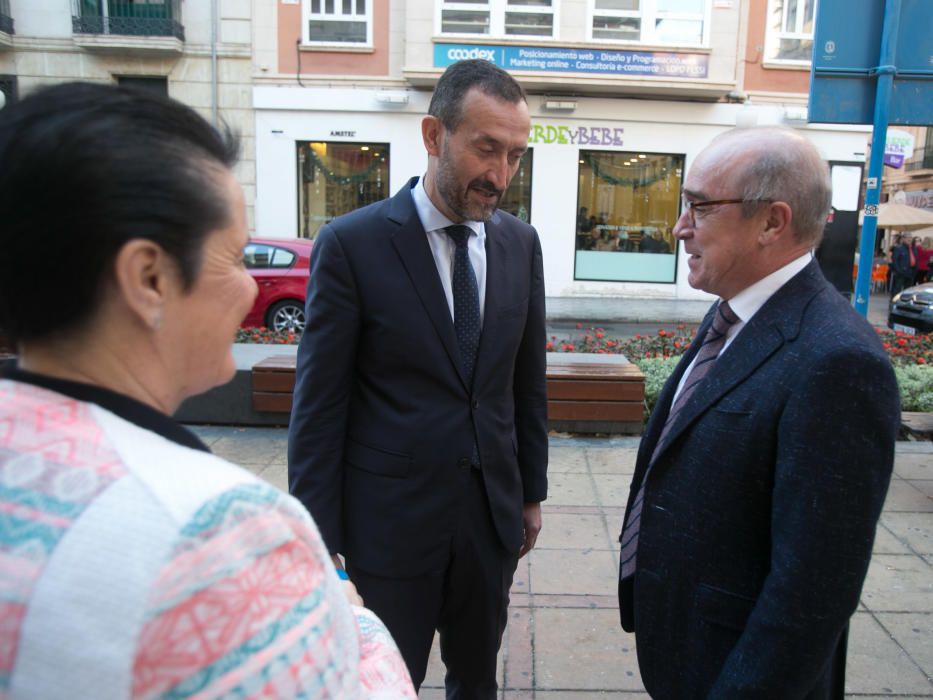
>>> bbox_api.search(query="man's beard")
[435,141,503,222]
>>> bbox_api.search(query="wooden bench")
[252,353,646,434]
[546,356,644,433]
[901,412,933,441]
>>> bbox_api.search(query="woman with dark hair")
[0,83,414,699]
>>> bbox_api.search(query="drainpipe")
[210,0,219,126]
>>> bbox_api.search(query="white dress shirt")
[411,177,487,326]
[672,252,813,404]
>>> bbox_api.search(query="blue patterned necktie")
[444,224,482,467]
[444,225,481,384]
[619,300,739,580]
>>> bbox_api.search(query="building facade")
[252,0,870,301]
[0,0,257,227]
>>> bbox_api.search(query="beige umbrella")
[858,202,933,231]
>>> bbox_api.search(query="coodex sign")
[445,47,497,61]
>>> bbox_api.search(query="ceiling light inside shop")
[360,146,370,151]
[638,154,646,158]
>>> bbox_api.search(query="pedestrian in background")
[288,59,548,698]
[913,236,930,284]
[890,235,912,295]
[617,126,900,698]
[0,82,414,700]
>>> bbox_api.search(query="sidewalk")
[190,426,933,698]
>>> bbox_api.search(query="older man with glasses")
[617,126,900,698]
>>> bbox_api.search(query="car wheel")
[267,300,305,333]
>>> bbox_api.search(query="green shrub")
[632,356,681,419]
[894,364,933,412]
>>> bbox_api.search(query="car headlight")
[891,292,902,303]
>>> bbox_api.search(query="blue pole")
[853,0,901,317]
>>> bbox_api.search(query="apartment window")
[297,142,389,239]
[590,0,707,46]
[440,1,557,39]
[574,151,683,283]
[0,76,16,110]
[303,0,372,45]
[117,75,168,96]
[765,0,817,63]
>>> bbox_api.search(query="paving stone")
[185,424,229,446]
[502,606,533,689]
[511,555,530,597]
[210,428,288,465]
[587,447,638,474]
[258,461,287,493]
[530,549,618,596]
[534,608,644,691]
[874,612,933,679]
[845,612,933,695]
[546,473,598,507]
[548,445,589,473]
[873,522,913,555]
[907,478,933,500]
[536,512,615,551]
[860,555,933,612]
[894,453,933,480]
[592,474,632,508]
[884,479,933,513]
[881,512,933,554]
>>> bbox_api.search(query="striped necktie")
[619,301,739,580]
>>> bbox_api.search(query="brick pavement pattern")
[193,426,933,699]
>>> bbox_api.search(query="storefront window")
[297,141,389,239]
[574,150,684,283]
[500,149,533,223]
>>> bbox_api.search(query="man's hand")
[331,553,364,606]
[519,502,542,558]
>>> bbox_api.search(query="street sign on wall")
[809,0,933,125]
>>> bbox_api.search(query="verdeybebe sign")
[528,123,624,147]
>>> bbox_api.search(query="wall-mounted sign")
[434,44,709,79]
[529,123,624,147]
[330,130,357,137]
[883,129,915,169]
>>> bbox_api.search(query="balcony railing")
[72,0,184,41]
[906,144,933,172]
[0,0,14,35]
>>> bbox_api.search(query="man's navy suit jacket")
[288,178,548,578]
[619,260,900,699]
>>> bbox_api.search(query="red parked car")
[241,237,313,332]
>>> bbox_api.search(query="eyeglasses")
[680,197,773,225]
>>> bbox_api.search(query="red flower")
[546,341,554,351]
[562,344,575,352]
[674,341,681,348]
[575,323,582,329]
[898,339,908,346]
[659,329,667,336]
[595,331,604,339]
[919,357,926,364]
